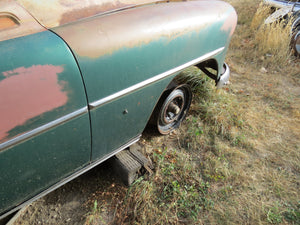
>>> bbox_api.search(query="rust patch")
[53,1,232,58]
[0,65,68,142]
[59,3,128,26]
[17,0,165,28]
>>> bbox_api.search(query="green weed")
[115,148,214,224]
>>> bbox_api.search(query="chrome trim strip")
[0,107,88,151]
[0,135,141,220]
[89,47,225,109]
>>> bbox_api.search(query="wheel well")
[164,59,219,91]
[147,59,218,130]
[195,59,219,81]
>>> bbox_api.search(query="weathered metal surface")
[53,1,237,59]
[88,47,224,109]
[0,113,91,218]
[264,0,300,11]
[0,0,45,41]
[90,77,174,160]
[0,65,67,142]
[265,6,293,24]
[53,0,236,99]
[52,0,236,161]
[17,0,165,28]
[0,30,91,215]
[0,31,89,145]
[0,135,140,220]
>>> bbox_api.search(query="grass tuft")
[113,147,214,224]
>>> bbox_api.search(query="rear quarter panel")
[53,0,237,160]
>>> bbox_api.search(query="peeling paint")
[17,0,165,28]
[53,1,232,58]
[0,65,68,142]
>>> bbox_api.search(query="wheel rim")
[294,31,300,56]
[161,90,184,124]
[292,28,300,56]
[157,85,192,134]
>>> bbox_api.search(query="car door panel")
[0,31,91,214]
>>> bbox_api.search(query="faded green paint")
[53,2,235,160]
[76,27,228,102]
[0,114,90,214]
[0,31,91,214]
[90,76,174,159]
[84,28,228,160]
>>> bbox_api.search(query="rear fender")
[53,0,237,102]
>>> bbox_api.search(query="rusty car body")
[0,0,237,218]
[264,0,300,55]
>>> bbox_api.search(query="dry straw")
[251,4,293,66]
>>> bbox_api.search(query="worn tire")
[154,84,192,135]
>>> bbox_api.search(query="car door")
[0,2,91,215]
[16,0,172,162]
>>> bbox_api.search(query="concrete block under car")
[111,143,153,186]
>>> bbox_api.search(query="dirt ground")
[8,159,126,225]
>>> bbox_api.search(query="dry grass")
[253,12,293,65]
[86,0,300,224]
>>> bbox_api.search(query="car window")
[17,0,164,28]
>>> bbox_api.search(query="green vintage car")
[0,0,237,219]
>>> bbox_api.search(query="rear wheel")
[155,84,192,134]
